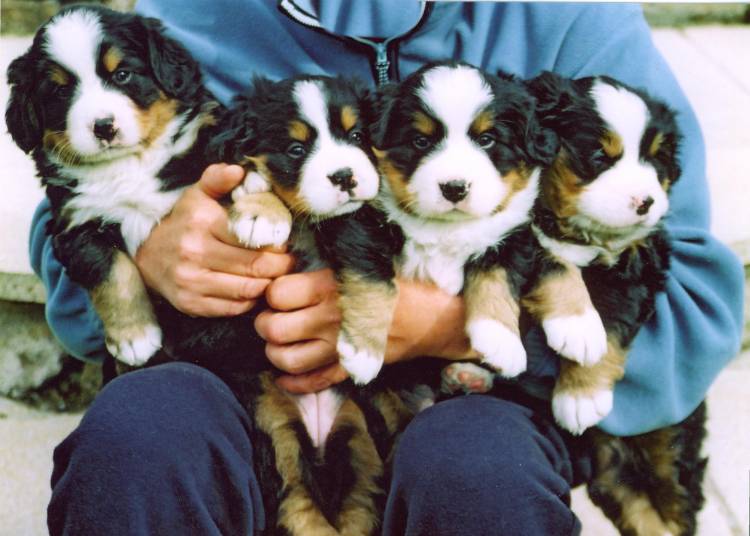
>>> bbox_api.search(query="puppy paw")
[337,332,384,385]
[441,362,494,394]
[105,323,162,366]
[230,212,291,249]
[466,318,527,378]
[542,307,607,366]
[552,388,613,435]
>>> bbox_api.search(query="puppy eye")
[477,133,496,149]
[348,129,364,144]
[287,142,307,159]
[413,135,431,150]
[112,69,132,85]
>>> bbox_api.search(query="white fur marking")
[106,323,162,366]
[542,307,607,366]
[552,388,614,435]
[337,333,384,385]
[289,388,344,449]
[466,318,527,378]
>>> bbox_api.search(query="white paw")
[337,333,384,385]
[230,214,291,249]
[552,389,613,435]
[441,362,494,394]
[467,318,527,378]
[106,324,162,366]
[542,307,607,366]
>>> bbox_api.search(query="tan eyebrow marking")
[288,120,311,142]
[412,111,436,136]
[601,130,624,158]
[470,109,494,136]
[648,131,664,157]
[103,46,124,73]
[341,105,358,132]
[49,65,70,86]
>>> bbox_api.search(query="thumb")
[197,164,245,199]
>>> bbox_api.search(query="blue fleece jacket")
[29,1,744,435]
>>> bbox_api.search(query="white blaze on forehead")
[294,80,330,139]
[591,80,650,157]
[417,65,493,137]
[44,9,102,80]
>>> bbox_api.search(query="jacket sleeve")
[29,199,109,363]
[525,4,745,435]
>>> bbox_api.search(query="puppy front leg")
[336,270,398,385]
[551,337,626,434]
[464,267,527,378]
[523,258,607,366]
[91,250,162,366]
[229,171,292,248]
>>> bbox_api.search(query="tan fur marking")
[649,131,664,158]
[103,46,123,73]
[341,105,358,132]
[43,129,80,165]
[338,270,398,358]
[90,250,158,349]
[495,165,531,213]
[49,65,70,86]
[540,152,584,218]
[377,153,417,213]
[288,120,310,142]
[254,373,339,535]
[239,156,311,216]
[138,94,178,147]
[412,111,436,136]
[464,267,520,335]
[601,130,624,158]
[330,399,384,535]
[470,109,494,136]
[555,337,626,396]
[522,260,592,321]
[370,389,413,437]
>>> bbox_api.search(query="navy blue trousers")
[48,363,583,535]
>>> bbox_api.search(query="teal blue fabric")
[30,1,744,435]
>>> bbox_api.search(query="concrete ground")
[0,24,748,536]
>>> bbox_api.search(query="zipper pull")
[374,42,390,86]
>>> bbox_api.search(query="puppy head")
[529,72,681,232]
[211,75,380,219]
[5,5,203,164]
[372,62,557,222]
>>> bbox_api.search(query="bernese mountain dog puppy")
[337,61,606,391]
[204,74,412,536]
[527,72,681,435]
[528,72,707,535]
[5,5,220,367]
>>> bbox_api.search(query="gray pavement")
[0,25,748,536]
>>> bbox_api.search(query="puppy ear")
[208,103,258,163]
[143,17,203,103]
[525,115,560,166]
[5,53,43,153]
[371,82,399,150]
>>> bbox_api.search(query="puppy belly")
[289,388,344,448]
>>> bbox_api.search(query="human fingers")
[265,269,338,311]
[264,339,338,376]
[196,163,246,199]
[202,241,296,280]
[254,301,340,346]
[276,363,349,394]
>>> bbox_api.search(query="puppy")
[338,61,606,391]
[5,5,221,367]
[205,74,412,536]
[528,72,681,435]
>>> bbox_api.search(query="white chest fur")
[61,112,203,256]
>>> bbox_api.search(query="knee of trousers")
[387,395,578,534]
[50,362,254,488]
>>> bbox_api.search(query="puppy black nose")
[635,195,655,216]
[328,167,357,192]
[93,116,117,142]
[439,180,469,203]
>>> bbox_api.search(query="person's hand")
[135,164,296,317]
[254,269,472,393]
